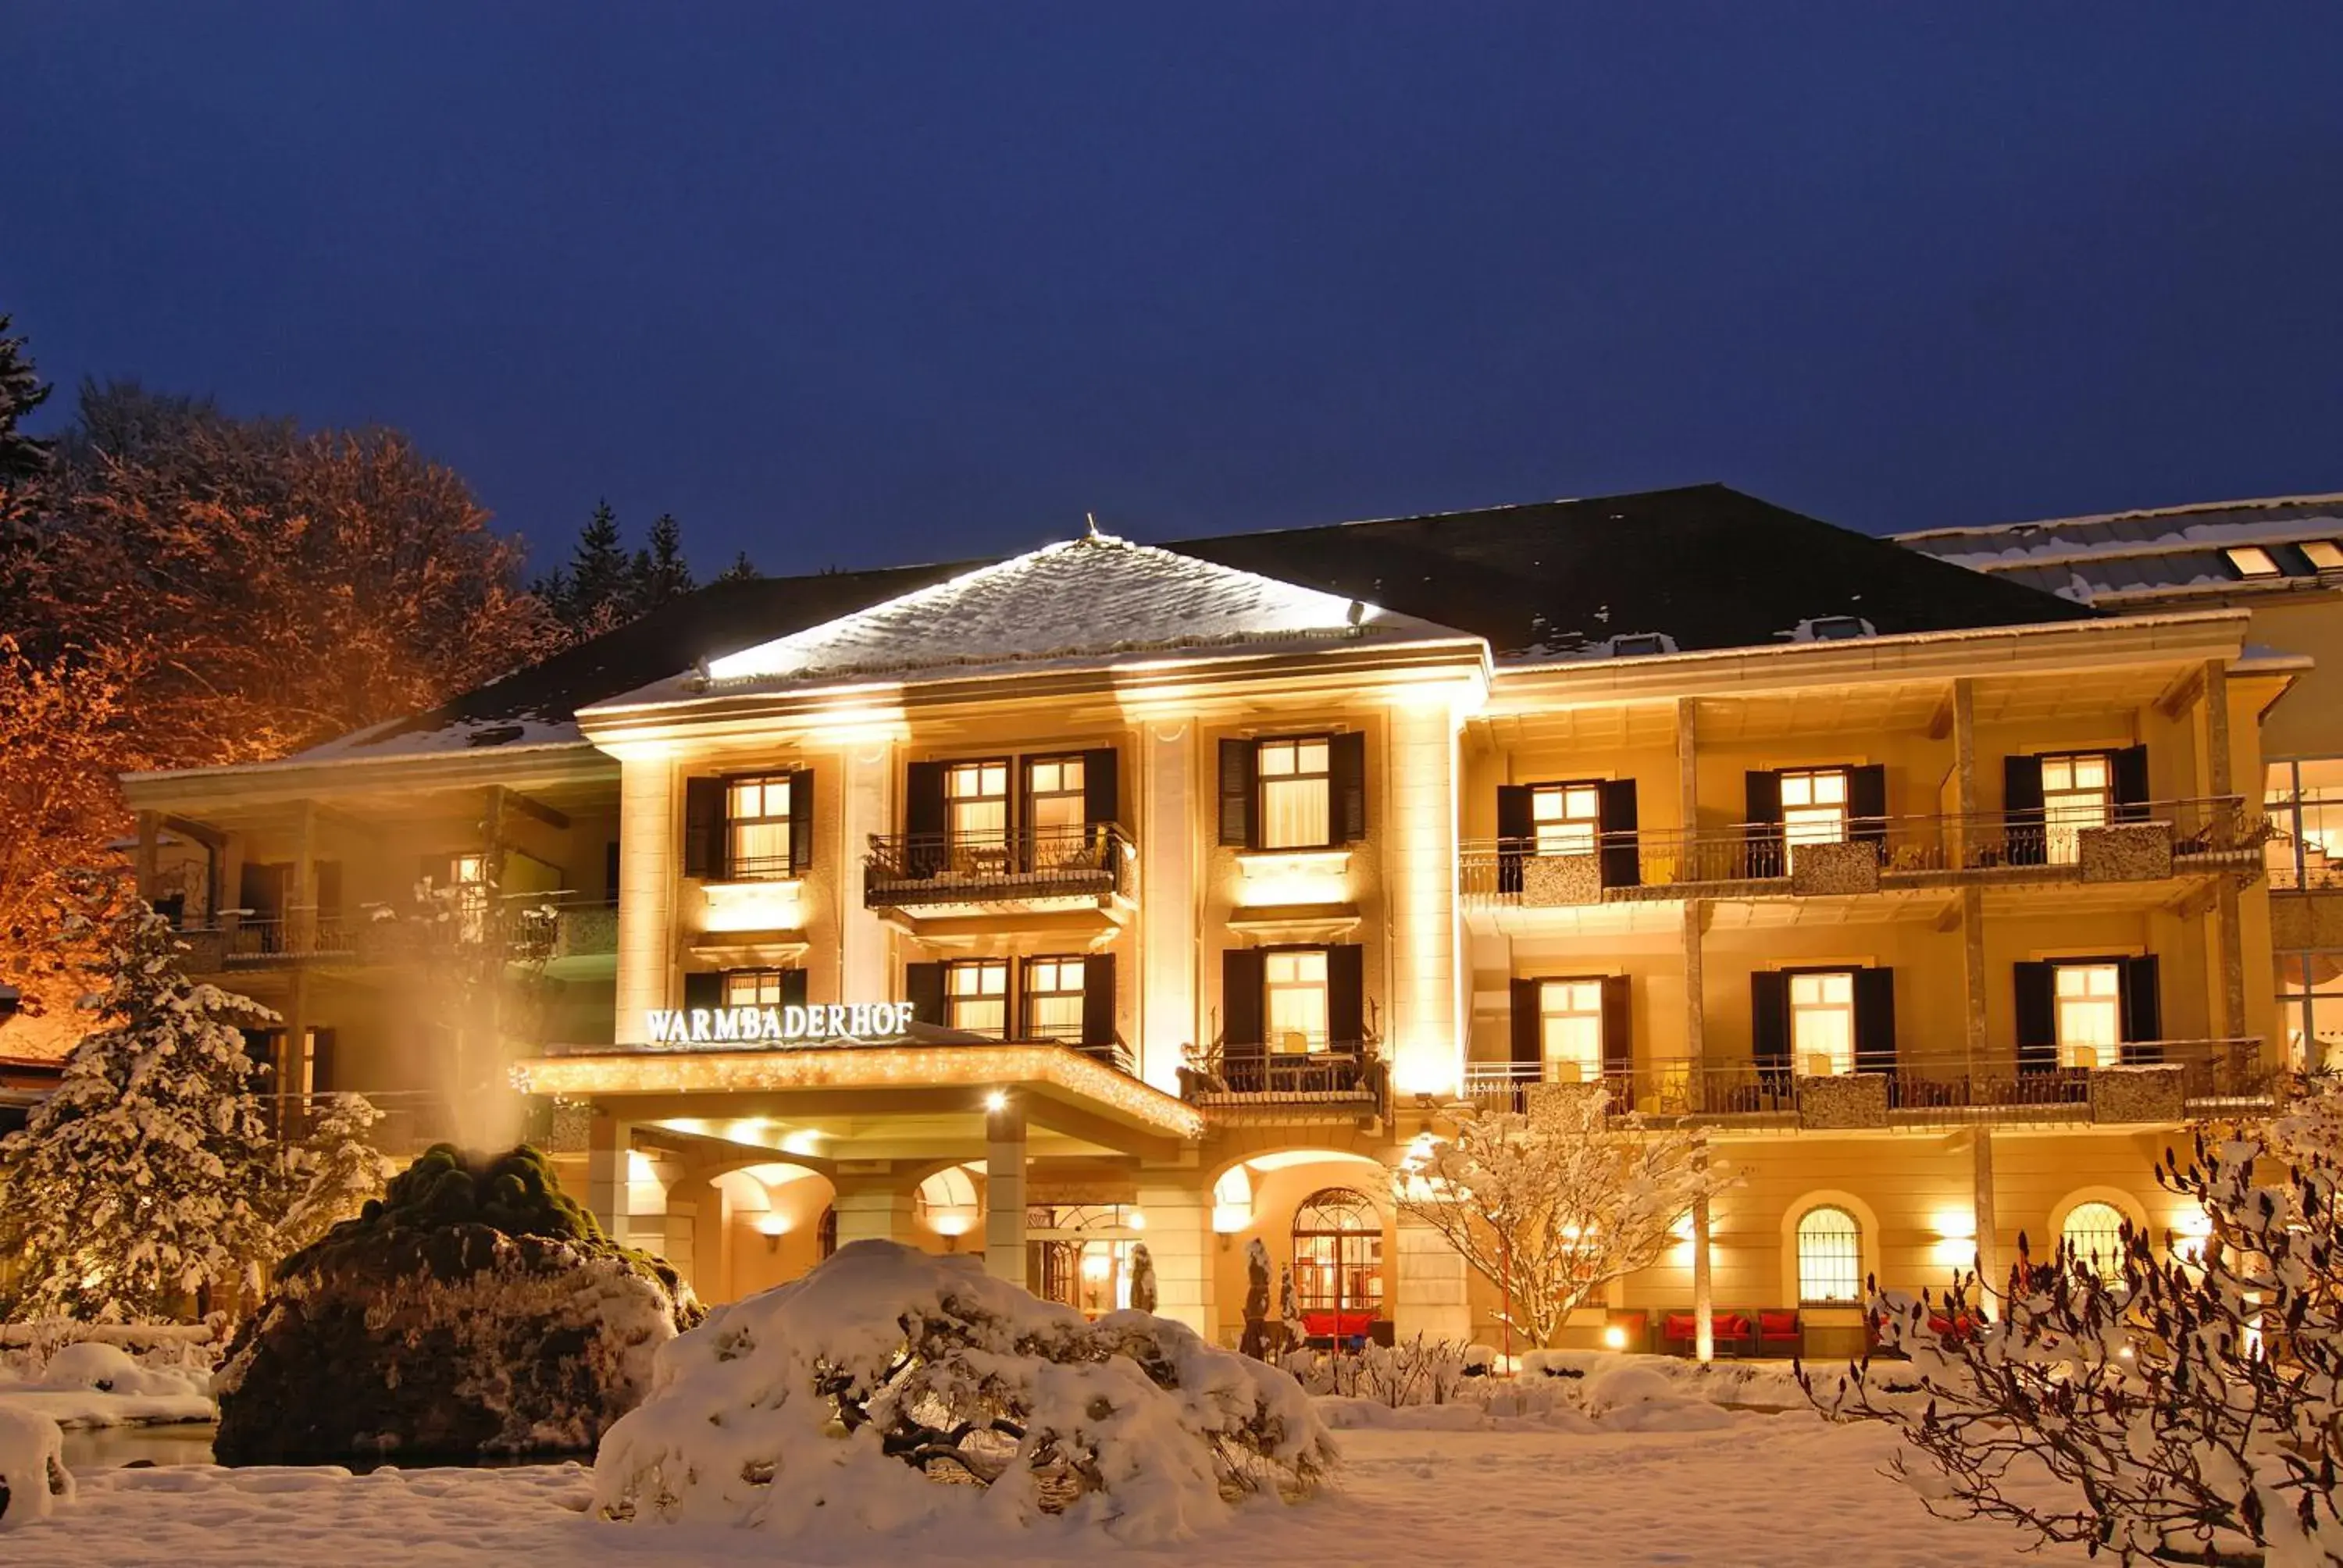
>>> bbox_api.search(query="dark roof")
[326,484,2093,751]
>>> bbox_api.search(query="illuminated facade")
[118,486,2302,1354]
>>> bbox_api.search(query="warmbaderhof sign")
[644,1002,917,1046]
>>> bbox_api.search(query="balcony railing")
[1461,797,2258,906]
[221,913,360,963]
[253,1089,459,1155]
[1182,1042,1387,1110]
[865,824,1129,909]
[1456,1039,2274,1128]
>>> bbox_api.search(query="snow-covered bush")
[592,1240,1335,1543]
[1292,1336,1470,1407]
[0,1407,73,1528]
[16,1340,204,1398]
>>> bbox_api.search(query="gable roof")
[1896,493,2343,606]
[291,483,2093,760]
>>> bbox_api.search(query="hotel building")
[112,484,2310,1356]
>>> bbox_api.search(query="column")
[839,742,893,1003]
[984,1103,1028,1285]
[832,1164,917,1246]
[1971,1127,2000,1292]
[1692,1192,1715,1363]
[587,1113,639,1242]
[289,799,318,954]
[1681,899,1706,1110]
[219,831,245,947]
[1383,692,1469,1097]
[2200,660,2247,1044]
[1136,1172,1213,1335]
[614,753,677,1045]
[1139,722,1197,1093]
[1393,1213,1471,1343]
[1960,886,1988,1071]
[1950,677,1977,864]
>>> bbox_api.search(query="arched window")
[1796,1206,1862,1303]
[2061,1201,2129,1274]
[818,1206,838,1260]
[1293,1188,1384,1317]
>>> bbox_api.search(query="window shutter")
[788,768,815,875]
[1327,943,1366,1046]
[683,777,726,879]
[2120,955,2163,1057]
[1510,978,1542,1067]
[2112,745,2151,821]
[1599,779,1641,888]
[1744,772,1785,876]
[2014,962,2056,1072]
[603,839,621,907]
[906,962,947,1027]
[904,761,948,875]
[1600,975,1634,1078]
[1221,948,1265,1059]
[1496,786,1533,895]
[1331,732,1368,843]
[1854,968,1896,1073]
[315,861,344,917]
[309,1028,337,1095]
[781,968,808,1010]
[2004,757,2046,867]
[683,970,722,1010]
[1218,739,1257,849]
[1081,951,1118,1049]
[1750,971,1789,1078]
[1082,747,1120,826]
[1849,765,1888,847]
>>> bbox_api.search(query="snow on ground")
[2,1412,2084,1567]
[0,1342,214,1429]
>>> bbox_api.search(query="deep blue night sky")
[8,4,2341,573]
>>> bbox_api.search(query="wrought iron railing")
[864,823,1129,907]
[223,913,360,961]
[1182,1042,1386,1108]
[251,1089,459,1153]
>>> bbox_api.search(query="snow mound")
[0,1406,74,1528]
[1579,1364,1732,1432]
[591,1240,1336,1544]
[30,1342,205,1398]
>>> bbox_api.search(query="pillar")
[1393,1213,1471,1344]
[1675,696,1699,830]
[839,742,893,1004]
[1950,676,1977,864]
[587,1114,644,1245]
[2199,659,2246,1047]
[219,830,245,946]
[1692,1191,1714,1363]
[1383,693,1468,1097]
[1960,885,1988,1071]
[614,754,677,1045]
[1139,722,1197,1093]
[1136,1172,1213,1335]
[832,1165,917,1247]
[1681,899,1706,1109]
[984,1103,1028,1285]
[1971,1127,2000,1292]
[289,799,318,955]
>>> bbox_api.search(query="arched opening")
[1292,1186,1384,1328]
[2060,1200,2129,1274]
[915,1166,982,1245]
[1795,1205,1862,1304]
[1030,1203,1147,1316]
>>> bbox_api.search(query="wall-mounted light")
[753,1212,790,1253]
[1602,1324,1628,1351]
[984,1089,1009,1114]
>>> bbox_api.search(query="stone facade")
[1521,853,1603,907]
[1788,839,1881,896]
[2090,1065,2186,1124]
[2077,822,2174,883]
[1798,1072,1889,1130]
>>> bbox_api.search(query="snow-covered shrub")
[592,1240,1335,1543]
[1293,1336,1470,1407]
[20,1340,204,1398]
[0,1407,73,1528]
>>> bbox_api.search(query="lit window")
[2054,963,2123,1067]
[1532,783,1603,857]
[1788,971,1856,1076]
[1023,956,1086,1041]
[945,761,1011,852]
[1796,1206,1862,1303]
[448,853,490,942]
[2061,1201,2129,1275]
[1264,949,1329,1053]
[721,968,791,1008]
[726,775,794,878]
[2225,545,2281,578]
[945,959,1009,1038]
[2304,540,2343,572]
[1539,978,1606,1082]
[1780,768,1849,847]
[2277,952,2343,1070]
[2267,759,2343,891]
[1293,1188,1384,1317]
[2038,752,2112,865]
[1258,738,1332,850]
[1024,755,1088,843]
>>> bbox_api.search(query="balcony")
[1180,1041,1388,1115]
[864,824,1131,914]
[1456,1039,2273,1131]
[255,1089,461,1155]
[1460,797,2259,910]
[196,913,362,968]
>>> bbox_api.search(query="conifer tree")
[0,312,52,491]
[273,1093,386,1257]
[631,511,695,611]
[712,549,761,583]
[0,878,284,1321]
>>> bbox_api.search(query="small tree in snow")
[273,1093,387,1257]
[0,879,282,1320]
[1395,1091,1731,1349]
[1807,1126,2343,1567]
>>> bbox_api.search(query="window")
[1780,768,1849,848]
[1808,615,1870,641]
[1023,957,1086,1042]
[2040,752,2112,866]
[1264,949,1329,1053]
[945,959,1009,1038]
[2305,540,2343,572]
[722,968,791,1008]
[2277,953,2343,1071]
[2061,1201,2129,1274]
[1796,1206,1862,1303]
[2225,544,2281,578]
[946,761,1011,852]
[2054,962,2123,1067]
[1293,1188,1384,1318]
[2266,760,2343,890]
[1531,782,1603,857]
[1539,978,1606,1082]
[1258,737,1332,850]
[1788,971,1856,1076]
[726,775,794,878]
[448,852,490,943]
[1025,755,1086,836]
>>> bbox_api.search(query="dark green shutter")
[1750,971,1789,1079]
[308,1028,337,1094]
[1218,739,1256,848]
[1082,748,1119,826]
[1744,772,1784,876]
[683,970,722,1010]
[603,839,621,907]
[1599,779,1641,888]
[1496,786,1533,894]
[1849,765,1888,847]
[683,778,726,879]
[2112,745,2150,821]
[1221,948,1264,1053]
[781,968,808,1009]
[788,768,815,875]
[1510,978,1541,1067]
[1600,975,1634,1078]
[2120,955,2162,1058]
[2004,757,2045,866]
[1081,951,1118,1049]
[1331,732,1368,843]
[2015,962,2056,1071]
[904,762,947,875]
[906,962,946,1026]
[1854,968,1895,1073]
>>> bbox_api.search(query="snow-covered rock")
[591,1239,1335,1545]
[0,1406,73,1528]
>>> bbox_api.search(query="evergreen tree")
[0,312,52,490]
[0,878,284,1321]
[562,501,632,625]
[631,511,695,611]
[273,1093,386,1257]
[713,549,761,583]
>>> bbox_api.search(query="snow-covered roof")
[593,530,1475,707]
[291,711,586,762]
[1895,494,2343,604]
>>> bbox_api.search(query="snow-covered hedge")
[592,1240,1336,1543]
[0,1407,73,1528]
